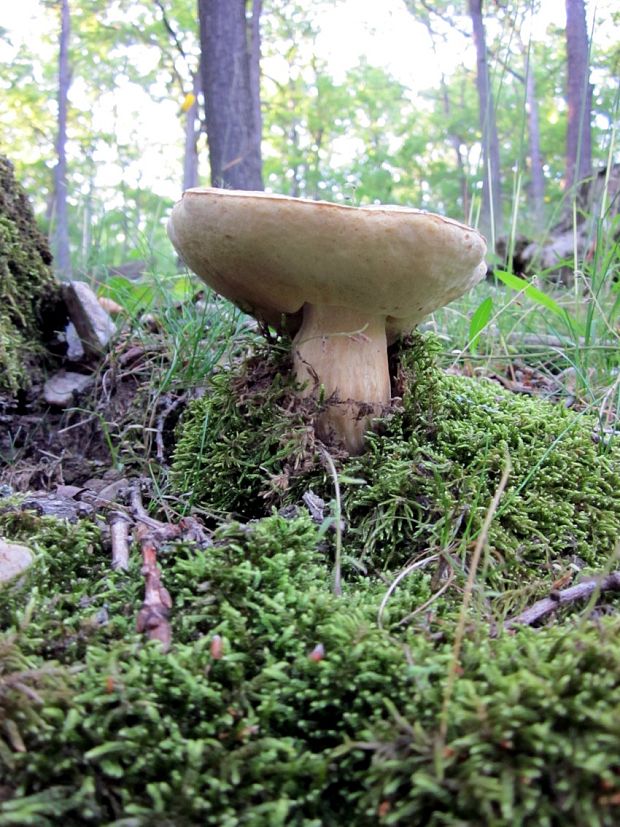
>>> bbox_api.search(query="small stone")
[0,540,34,583]
[43,370,93,407]
[65,322,85,361]
[62,280,116,357]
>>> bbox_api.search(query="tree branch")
[505,572,620,629]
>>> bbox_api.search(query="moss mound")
[0,156,66,395]
[1,509,620,825]
[173,334,620,585]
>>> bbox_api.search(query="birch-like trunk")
[182,71,201,191]
[53,0,72,277]
[524,50,545,222]
[468,0,503,246]
[565,0,593,200]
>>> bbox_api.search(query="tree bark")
[524,49,545,222]
[468,0,503,245]
[565,0,593,199]
[53,0,72,278]
[198,0,263,190]
[182,71,201,191]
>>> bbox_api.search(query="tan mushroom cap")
[167,188,487,339]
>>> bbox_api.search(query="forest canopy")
[0,0,618,278]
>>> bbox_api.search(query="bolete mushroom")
[168,188,487,454]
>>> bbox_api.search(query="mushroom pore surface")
[168,188,487,453]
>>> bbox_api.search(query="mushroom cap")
[168,188,487,338]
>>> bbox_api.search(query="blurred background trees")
[0,0,617,279]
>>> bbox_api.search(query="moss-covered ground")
[173,334,619,601]
[1,334,619,825]
[0,156,66,395]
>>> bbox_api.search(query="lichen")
[1,510,620,825]
[0,156,66,394]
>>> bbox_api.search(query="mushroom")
[168,188,487,454]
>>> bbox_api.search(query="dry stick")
[130,484,175,652]
[319,446,343,597]
[505,572,620,629]
[155,393,188,463]
[438,454,512,746]
[134,522,174,652]
[109,511,131,571]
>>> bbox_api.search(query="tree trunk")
[524,49,545,222]
[198,0,263,190]
[440,76,469,222]
[468,0,503,245]
[182,71,201,191]
[565,0,593,199]
[53,0,72,278]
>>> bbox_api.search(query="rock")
[65,322,85,361]
[43,370,94,407]
[62,280,116,357]
[0,539,34,583]
[19,491,93,521]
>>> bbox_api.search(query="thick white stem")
[292,303,390,454]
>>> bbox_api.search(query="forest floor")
[1,291,620,825]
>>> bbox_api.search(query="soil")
[0,332,186,494]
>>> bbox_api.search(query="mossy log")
[0,156,66,395]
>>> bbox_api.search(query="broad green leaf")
[98,276,154,314]
[468,296,493,351]
[494,270,566,318]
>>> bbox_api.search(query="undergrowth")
[172,332,620,596]
[2,509,620,825]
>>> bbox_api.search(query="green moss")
[1,511,620,825]
[0,156,66,394]
[172,333,620,585]
[171,344,316,518]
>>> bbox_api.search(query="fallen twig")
[135,521,174,652]
[155,393,188,463]
[109,510,131,571]
[129,482,211,652]
[505,572,620,629]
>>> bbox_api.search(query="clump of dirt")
[0,333,187,492]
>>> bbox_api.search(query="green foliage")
[172,333,620,582]
[2,507,620,824]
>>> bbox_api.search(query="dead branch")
[109,511,131,571]
[135,521,174,652]
[505,572,620,629]
[155,393,187,463]
[129,482,211,652]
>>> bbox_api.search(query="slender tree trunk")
[53,0,72,277]
[440,76,469,221]
[198,0,263,190]
[248,0,263,146]
[524,50,545,222]
[565,0,592,199]
[182,71,201,191]
[468,0,502,245]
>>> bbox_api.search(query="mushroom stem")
[292,303,391,454]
